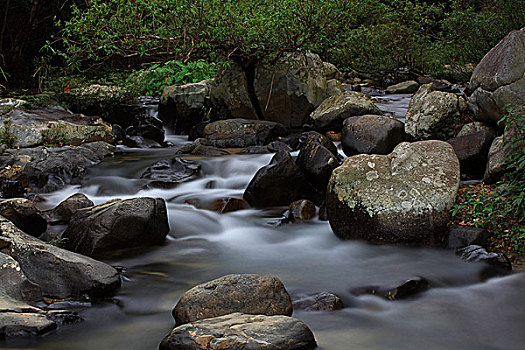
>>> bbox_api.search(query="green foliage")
[127,60,222,96]
[0,119,17,148]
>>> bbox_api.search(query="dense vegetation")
[1,0,524,91]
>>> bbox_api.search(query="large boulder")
[405,83,467,140]
[158,80,212,134]
[447,129,496,179]
[309,91,383,132]
[469,28,525,125]
[0,216,121,299]
[341,114,406,156]
[41,193,94,225]
[0,107,114,148]
[200,119,288,148]
[327,141,460,245]
[172,274,292,325]
[62,197,169,258]
[160,313,316,350]
[210,52,343,129]
[243,151,320,207]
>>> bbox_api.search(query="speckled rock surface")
[309,91,382,131]
[405,83,466,140]
[160,313,316,350]
[327,141,460,245]
[173,274,292,325]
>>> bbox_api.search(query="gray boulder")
[173,274,292,325]
[160,313,317,350]
[341,114,405,156]
[210,52,342,129]
[0,216,121,299]
[62,197,169,258]
[405,83,467,140]
[386,80,419,94]
[469,28,525,125]
[457,122,497,137]
[309,91,383,132]
[200,119,288,148]
[327,141,460,245]
[0,253,42,301]
[0,107,114,148]
[158,80,211,134]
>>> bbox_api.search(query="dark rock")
[417,76,453,91]
[456,245,512,273]
[62,197,169,258]
[0,178,25,199]
[342,114,405,156]
[293,292,343,311]
[201,119,289,148]
[189,145,230,157]
[0,216,121,299]
[457,122,497,137]
[267,141,292,153]
[447,226,489,249]
[239,146,272,154]
[185,197,249,213]
[0,199,47,237]
[447,130,496,179]
[327,141,460,245]
[111,124,126,142]
[243,152,321,207]
[173,274,292,325]
[160,313,317,350]
[351,277,429,300]
[0,312,57,339]
[141,158,200,188]
[20,141,118,192]
[285,200,317,222]
[188,122,209,141]
[123,135,162,148]
[296,141,340,190]
[309,91,383,132]
[298,131,339,158]
[125,114,165,145]
[41,193,94,225]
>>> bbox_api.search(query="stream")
[3,93,525,350]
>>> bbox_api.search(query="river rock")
[296,138,340,191]
[0,107,114,148]
[210,51,342,129]
[456,245,512,275]
[200,118,288,148]
[386,80,419,94]
[457,122,497,137]
[62,197,169,258]
[469,28,525,125]
[124,114,165,146]
[123,135,162,148]
[160,313,317,350]
[483,136,508,183]
[243,151,320,207]
[0,253,42,301]
[447,226,489,249]
[293,292,343,311]
[185,197,249,213]
[41,193,94,225]
[0,178,25,199]
[351,277,429,300]
[309,91,383,132]
[285,199,317,222]
[187,144,230,156]
[405,83,467,140]
[159,80,211,134]
[13,141,118,192]
[447,129,496,179]
[0,198,47,237]
[0,216,121,299]
[298,131,339,157]
[141,158,200,188]
[341,114,405,156]
[173,274,292,325]
[327,141,460,245]
[0,312,57,339]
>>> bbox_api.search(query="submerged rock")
[172,274,292,325]
[327,141,460,245]
[456,245,512,272]
[351,277,429,300]
[160,313,317,350]
[141,158,200,188]
[292,292,344,311]
[62,197,169,258]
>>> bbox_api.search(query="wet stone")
[292,292,344,311]
[351,277,429,300]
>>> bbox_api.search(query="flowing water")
[3,96,525,350]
